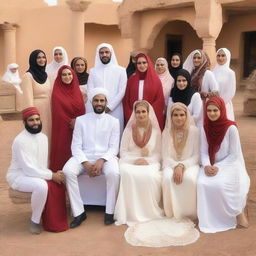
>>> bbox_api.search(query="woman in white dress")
[2,63,23,94]
[183,49,219,100]
[46,46,68,84]
[155,57,174,108]
[213,48,236,121]
[162,103,200,220]
[115,100,164,226]
[168,69,202,126]
[197,97,250,233]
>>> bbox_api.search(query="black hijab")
[168,53,183,80]
[27,49,48,84]
[70,57,89,85]
[170,69,195,106]
[126,56,136,78]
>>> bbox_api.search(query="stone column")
[66,0,90,58]
[1,22,17,68]
[202,37,217,68]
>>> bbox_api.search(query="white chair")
[78,173,106,206]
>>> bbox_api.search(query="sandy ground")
[0,90,256,256]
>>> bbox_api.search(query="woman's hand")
[204,165,218,176]
[173,164,184,185]
[134,158,149,165]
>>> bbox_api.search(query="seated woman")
[183,49,218,100]
[123,53,165,130]
[162,103,200,220]
[169,69,202,126]
[42,65,85,232]
[197,97,250,233]
[115,100,164,225]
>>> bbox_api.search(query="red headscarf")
[204,97,236,165]
[22,107,40,121]
[123,53,165,130]
[50,65,85,171]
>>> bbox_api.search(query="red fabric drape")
[123,54,165,130]
[203,97,236,165]
[42,65,85,232]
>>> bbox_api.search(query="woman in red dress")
[123,53,165,130]
[42,65,85,232]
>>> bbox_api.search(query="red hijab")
[204,97,236,165]
[50,65,85,171]
[123,53,165,130]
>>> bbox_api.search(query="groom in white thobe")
[86,43,127,132]
[63,88,120,228]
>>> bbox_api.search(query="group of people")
[6,43,250,239]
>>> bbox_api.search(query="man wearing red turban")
[6,107,65,234]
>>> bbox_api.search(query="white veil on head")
[94,43,118,68]
[125,100,161,132]
[214,48,231,70]
[46,46,69,75]
[183,49,201,74]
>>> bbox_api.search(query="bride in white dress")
[114,100,164,226]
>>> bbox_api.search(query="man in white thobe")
[87,43,127,132]
[63,88,120,228]
[6,107,64,234]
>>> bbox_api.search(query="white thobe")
[6,130,52,223]
[63,112,120,216]
[168,92,203,126]
[197,126,250,233]
[87,64,127,132]
[213,68,236,120]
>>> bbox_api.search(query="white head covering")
[155,57,174,105]
[214,48,231,69]
[89,87,109,102]
[94,43,118,68]
[183,49,201,74]
[2,63,23,94]
[46,46,69,80]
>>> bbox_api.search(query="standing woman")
[42,65,85,232]
[183,49,219,100]
[71,57,89,103]
[197,97,250,233]
[123,53,165,130]
[169,69,202,126]
[115,100,164,225]
[162,103,200,220]
[155,57,174,108]
[46,46,68,84]
[213,48,236,120]
[169,53,183,80]
[16,50,51,138]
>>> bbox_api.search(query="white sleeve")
[102,118,120,161]
[200,128,211,167]
[222,70,236,103]
[168,97,174,107]
[71,118,88,163]
[203,70,219,92]
[107,68,127,111]
[14,140,52,180]
[190,93,202,124]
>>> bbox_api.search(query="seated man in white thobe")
[6,107,64,234]
[63,87,120,228]
[87,43,127,133]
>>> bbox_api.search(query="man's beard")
[25,123,43,134]
[93,105,106,114]
[100,56,111,64]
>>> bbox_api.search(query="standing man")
[63,88,120,228]
[6,107,64,234]
[87,43,127,132]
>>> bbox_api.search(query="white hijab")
[213,48,231,71]
[94,43,118,68]
[183,49,201,74]
[2,63,23,94]
[46,46,68,80]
